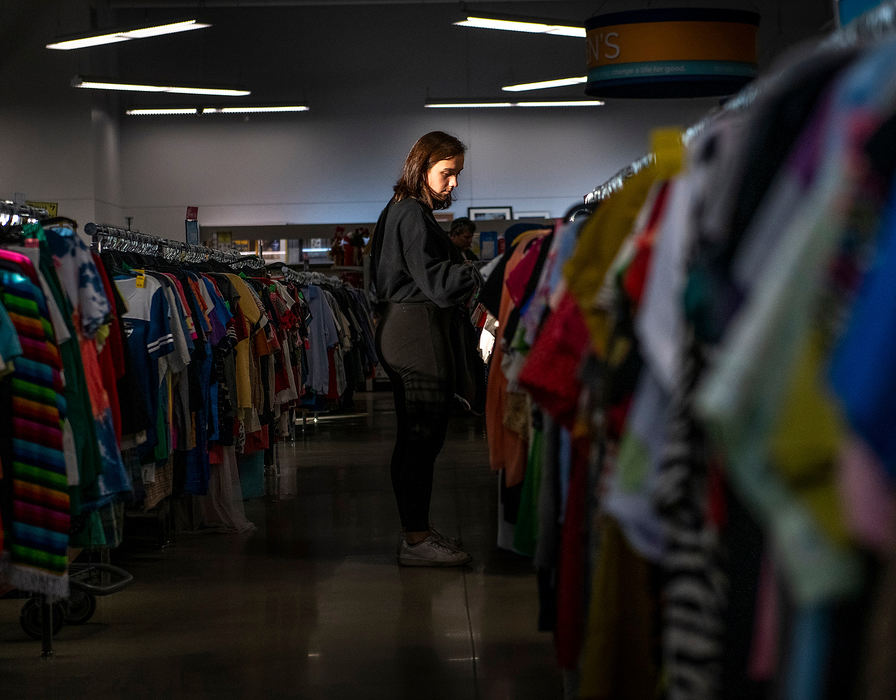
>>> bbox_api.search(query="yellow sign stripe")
[587,21,758,68]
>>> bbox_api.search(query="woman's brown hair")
[393,131,466,210]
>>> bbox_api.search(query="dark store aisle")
[0,392,561,699]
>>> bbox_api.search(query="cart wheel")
[20,599,65,640]
[63,588,97,625]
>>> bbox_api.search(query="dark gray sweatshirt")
[371,197,477,308]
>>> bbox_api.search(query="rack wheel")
[20,599,64,640]
[63,589,96,625]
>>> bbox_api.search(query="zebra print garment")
[654,337,728,700]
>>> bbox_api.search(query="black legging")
[375,302,456,532]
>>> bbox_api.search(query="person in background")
[448,217,479,261]
[370,131,481,567]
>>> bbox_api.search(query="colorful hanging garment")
[0,267,71,599]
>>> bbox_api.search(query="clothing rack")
[224,250,266,270]
[583,0,896,206]
[87,223,169,255]
[0,200,48,226]
[85,222,265,269]
[278,265,347,288]
[1,209,139,659]
[584,154,656,206]
[276,263,376,426]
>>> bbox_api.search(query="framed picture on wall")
[468,206,513,221]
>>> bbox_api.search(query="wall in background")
[118,98,718,238]
[0,0,835,239]
[0,0,121,229]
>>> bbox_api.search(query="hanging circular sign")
[585,8,760,98]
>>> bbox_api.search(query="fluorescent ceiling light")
[126,105,310,116]
[426,100,602,109]
[126,108,200,115]
[47,19,210,50]
[454,16,584,38]
[518,100,604,107]
[167,86,251,96]
[503,76,587,92]
[202,106,309,114]
[73,77,250,96]
[426,101,515,109]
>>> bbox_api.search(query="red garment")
[242,425,269,454]
[605,395,632,442]
[208,443,223,465]
[555,431,590,669]
[232,306,249,343]
[274,340,294,396]
[326,346,339,399]
[518,291,590,430]
[269,288,298,330]
[92,252,125,443]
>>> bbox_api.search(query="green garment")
[38,243,102,514]
[513,427,543,556]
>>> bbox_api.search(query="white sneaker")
[398,535,472,567]
[429,524,463,550]
[398,525,463,552]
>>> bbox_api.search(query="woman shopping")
[371,131,481,567]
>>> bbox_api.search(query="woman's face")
[426,154,464,200]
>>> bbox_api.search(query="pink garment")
[748,552,779,681]
[838,435,895,554]
[0,249,40,285]
[504,236,546,308]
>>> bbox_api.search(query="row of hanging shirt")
[483,16,896,700]
[0,218,376,600]
[276,266,378,410]
[95,232,376,509]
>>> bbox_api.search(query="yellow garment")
[564,163,658,357]
[224,274,263,409]
[768,328,849,544]
[502,390,531,442]
[579,516,660,700]
[94,322,110,353]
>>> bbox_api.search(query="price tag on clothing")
[135,269,146,288]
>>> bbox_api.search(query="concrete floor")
[0,392,562,699]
